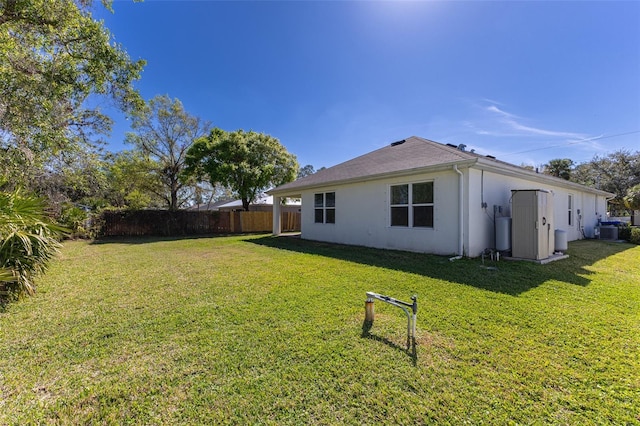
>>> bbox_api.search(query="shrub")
[58,203,90,238]
[630,227,640,245]
[0,191,66,297]
[618,224,632,241]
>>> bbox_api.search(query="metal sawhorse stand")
[364,292,417,348]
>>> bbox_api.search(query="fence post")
[365,297,375,323]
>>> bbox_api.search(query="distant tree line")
[7,93,306,234]
[540,152,640,214]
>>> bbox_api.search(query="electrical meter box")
[511,189,554,260]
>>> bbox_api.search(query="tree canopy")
[624,184,640,211]
[126,95,210,210]
[104,150,163,209]
[0,0,145,187]
[571,150,640,210]
[184,128,298,211]
[297,164,315,178]
[543,158,574,180]
[36,149,109,211]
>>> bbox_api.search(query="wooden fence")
[98,210,300,237]
[280,211,301,232]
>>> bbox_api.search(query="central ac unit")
[598,226,618,240]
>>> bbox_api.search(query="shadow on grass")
[89,233,267,245]
[248,235,635,296]
[362,319,417,366]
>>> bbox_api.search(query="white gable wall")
[300,169,461,255]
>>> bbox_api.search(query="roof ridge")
[272,135,479,193]
[410,136,476,160]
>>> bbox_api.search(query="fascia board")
[268,159,477,197]
[473,158,615,198]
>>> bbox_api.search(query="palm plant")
[0,190,65,297]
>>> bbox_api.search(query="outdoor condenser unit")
[598,226,618,240]
[511,189,555,260]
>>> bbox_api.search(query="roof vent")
[390,139,406,146]
[457,144,467,152]
[486,155,496,159]
[446,143,457,148]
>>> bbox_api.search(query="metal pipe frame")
[366,292,417,345]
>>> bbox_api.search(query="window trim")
[314,191,336,224]
[389,181,434,228]
[568,194,573,227]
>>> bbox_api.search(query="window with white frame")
[314,192,335,224]
[568,194,573,226]
[390,182,434,227]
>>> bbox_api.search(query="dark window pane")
[325,192,335,207]
[391,207,409,226]
[413,206,434,227]
[315,209,324,223]
[413,182,433,204]
[314,193,324,207]
[391,185,409,205]
[326,208,335,223]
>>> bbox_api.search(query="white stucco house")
[268,136,613,258]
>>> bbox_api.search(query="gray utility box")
[511,189,555,260]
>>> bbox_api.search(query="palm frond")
[0,190,64,297]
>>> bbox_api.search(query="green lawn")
[1,235,638,424]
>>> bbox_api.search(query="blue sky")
[97,1,640,170]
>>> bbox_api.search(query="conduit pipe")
[449,164,464,261]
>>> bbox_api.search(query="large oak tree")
[184,128,298,211]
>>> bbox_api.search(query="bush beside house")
[617,224,640,244]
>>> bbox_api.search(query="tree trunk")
[170,191,178,210]
[169,178,179,210]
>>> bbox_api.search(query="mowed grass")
[0,235,638,424]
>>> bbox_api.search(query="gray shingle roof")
[270,135,614,198]
[271,136,476,193]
